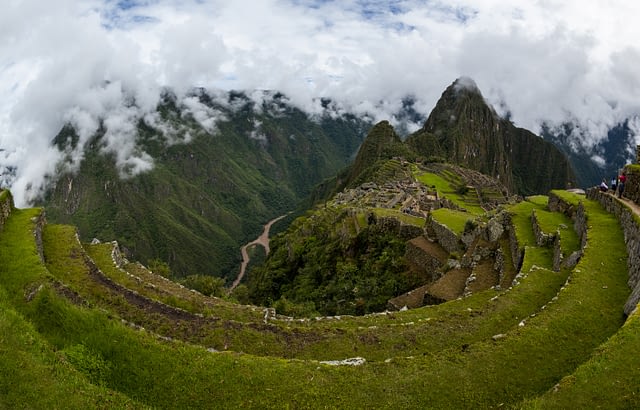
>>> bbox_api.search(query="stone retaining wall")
[404,238,445,283]
[548,192,588,250]
[586,188,640,315]
[621,166,640,204]
[373,216,423,240]
[531,208,579,272]
[531,209,555,247]
[506,213,524,273]
[428,218,462,253]
[111,241,130,268]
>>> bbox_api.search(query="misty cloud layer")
[2,0,640,205]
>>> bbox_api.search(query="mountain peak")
[438,77,489,112]
[422,77,495,139]
[451,76,482,95]
[408,78,575,194]
[345,121,409,187]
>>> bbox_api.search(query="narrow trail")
[229,213,290,292]
[603,190,640,215]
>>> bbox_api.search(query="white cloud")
[3,0,640,205]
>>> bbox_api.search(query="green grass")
[85,242,266,323]
[508,197,548,247]
[534,208,581,255]
[372,207,426,227]
[43,225,300,357]
[0,192,636,408]
[550,190,582,206]
[414,169,486,215]
[0,289,143,409]
[522,310,640,409]
[0,208,48,303]
[430,207,475,235]
[0,209,142,408]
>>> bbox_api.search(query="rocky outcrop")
[0,190,14,233]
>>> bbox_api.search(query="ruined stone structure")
[620,165,640,204]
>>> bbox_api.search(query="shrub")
[63,344,111,386]
[464,219,478,234]
[181,275,225,297]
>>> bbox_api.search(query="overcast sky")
[2,0,640,205]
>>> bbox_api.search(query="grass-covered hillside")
[2,176,640,408]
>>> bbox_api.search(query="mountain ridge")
[42,90,370,278]
[41,77,574,280]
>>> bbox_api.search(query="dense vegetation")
[248,208,422,316]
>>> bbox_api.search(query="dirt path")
[229,213,290,292]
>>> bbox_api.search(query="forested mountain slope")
[42,91,370,278]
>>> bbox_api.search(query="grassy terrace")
[430,207,475,235]
[85,242,266,324]
[414,169,486,215]
[43,224,299,357]
[0,209,141,408]
[0,191,637,408]
[75,219,569,363]
[371,207,426,227]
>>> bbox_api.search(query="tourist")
[618,172,627,198]
[599,179,608,192]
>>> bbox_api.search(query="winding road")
[229,213,290,291]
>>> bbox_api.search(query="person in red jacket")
[618,172,627,198]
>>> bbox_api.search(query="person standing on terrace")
[618,172,627,198]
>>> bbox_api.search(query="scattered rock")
[320,357,366,366]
